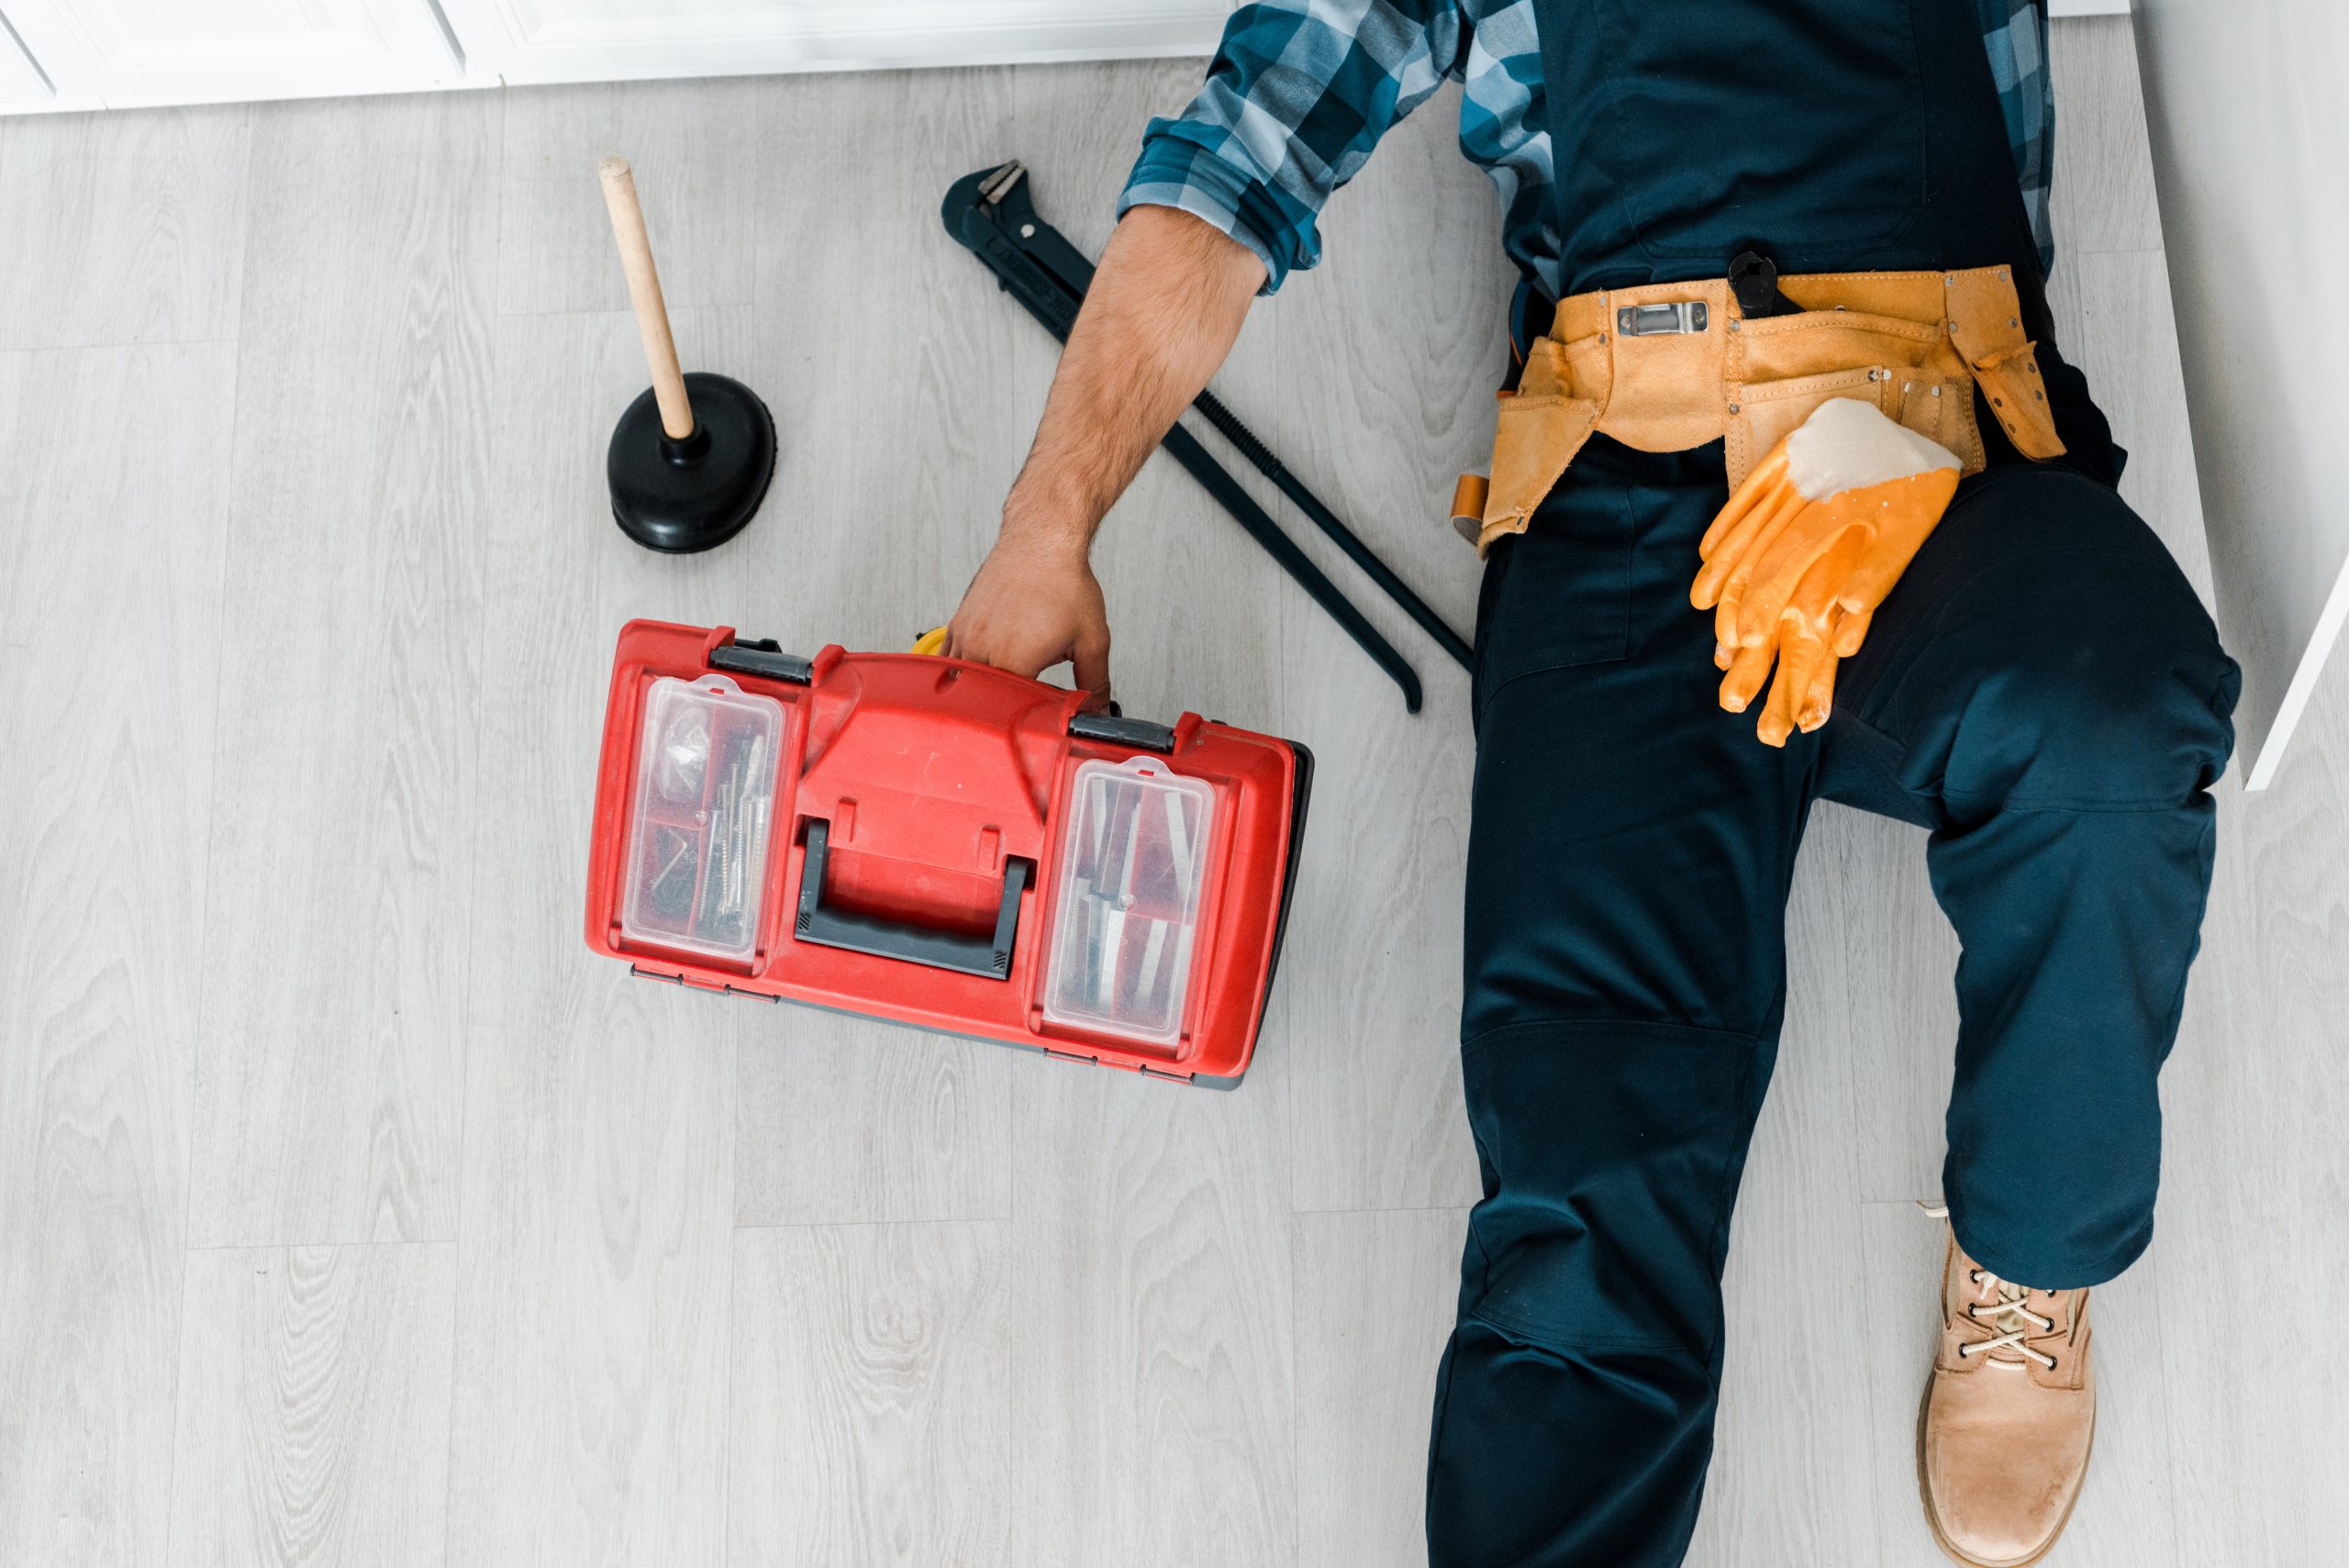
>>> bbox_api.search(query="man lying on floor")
[944,2,2239,1562]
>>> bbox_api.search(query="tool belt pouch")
[1463,266,2064,554]
[1466,381,1599,546]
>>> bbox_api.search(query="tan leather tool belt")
[1453,265,2065,554]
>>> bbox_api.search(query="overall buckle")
[1616,300,1709,336]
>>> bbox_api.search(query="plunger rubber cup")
[607,371,776,553]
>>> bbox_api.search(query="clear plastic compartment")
[1042,756,1217,1050]
[619,673,784,963]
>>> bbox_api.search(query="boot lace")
[1918,1203,2059,1371]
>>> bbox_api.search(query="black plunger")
[599,156,775,553]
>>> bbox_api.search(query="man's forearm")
[946,205,1263,701]
[1001,204,1266,549]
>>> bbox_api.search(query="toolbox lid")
[618,673,784,964]
[1042,756,1217,1051]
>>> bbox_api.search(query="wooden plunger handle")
[598,155,695,440]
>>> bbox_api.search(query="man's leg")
[1816,458,2235,1564]
[1822,460,2238,1285]
[1427,444,1813,1568]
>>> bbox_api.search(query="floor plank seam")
[0,334,246,354]
[717,1211,742,1568]
[183,1235,462,1254]
[729,1213,1014,1234]
[160,161,259,1561]
[491,302,716,323]
[156,1236,195,1568]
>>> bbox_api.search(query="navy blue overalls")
[1425,2,2241,1563]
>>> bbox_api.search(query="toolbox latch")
[1067,711,1175,753]
[709,638,813,685]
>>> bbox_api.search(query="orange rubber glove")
[1692,398,1961,744]
[1711,556,1875,745]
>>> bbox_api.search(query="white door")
[0,14,76,108]
[3,9,110,108]
[434,0,1230,84]
[0,0,463,108]
[2136,0,2349,790]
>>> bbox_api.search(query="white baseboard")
[450,0,2132,90]
[0,0,2133,115]
[437,0,1234,86]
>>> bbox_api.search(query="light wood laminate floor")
[5,20,2344,1566]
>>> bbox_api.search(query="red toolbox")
[584,620,1313,1087]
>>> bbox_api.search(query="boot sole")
[1913,1369,2096,1568]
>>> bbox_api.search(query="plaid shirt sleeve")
[1976,0,2056,278]
[1118,1,1469,294]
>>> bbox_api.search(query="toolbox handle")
[793,820,1030,980]
[710,639,812,684]
[1068,710,1175,752]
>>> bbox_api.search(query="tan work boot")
[1916,1229,2096,1567]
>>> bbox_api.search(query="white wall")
[436,0,1231,85]
[0,0,2126,111]
[2133,0,2349,789]
[0,0,462,108]
[0,1,1237,106]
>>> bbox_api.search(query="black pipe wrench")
[943,159,1467,713]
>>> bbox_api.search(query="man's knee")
[1932,592,2238,810]
[1889,477,2241,810]
[1456,1021,1762,1357]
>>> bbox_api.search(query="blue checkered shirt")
[1119,0,2055,299]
